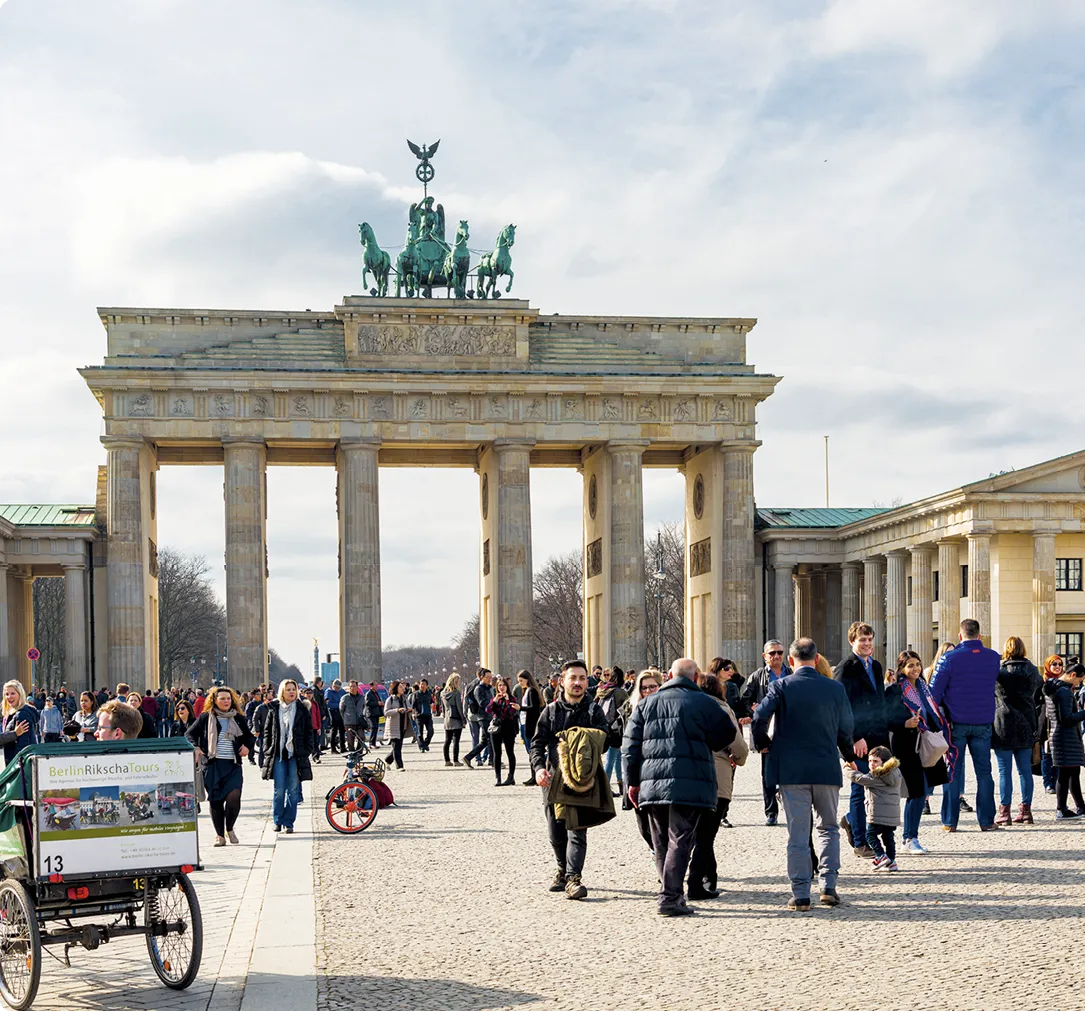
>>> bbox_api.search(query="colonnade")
[773,532,1059,667]
[101,435,762,689]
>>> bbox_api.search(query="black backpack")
[466,682,482,716]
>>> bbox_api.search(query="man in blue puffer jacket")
[623,658,735,917]
[929,617,1001,831]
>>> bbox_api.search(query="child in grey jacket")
[845,746,902,871]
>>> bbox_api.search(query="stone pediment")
[963,450,1085,496]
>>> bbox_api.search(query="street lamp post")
[652,531,666,669]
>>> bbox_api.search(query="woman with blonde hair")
[992,636,1043,824]
[186,686,255,846]
[442,672,465,767]
[258,679,314,834]
[1039,654,1068,795]
[0,680,37,765]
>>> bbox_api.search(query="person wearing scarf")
[258,679,314,833]
[885,651,954,855]
[186,687,255,847]
[0,680,39,765]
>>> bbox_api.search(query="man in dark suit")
[834,620,890,858]
[752,637,854,911]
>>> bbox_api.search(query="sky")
[1,0,1083,670]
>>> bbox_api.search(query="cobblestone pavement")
[313,742,1085,1011]
[29,764,281,1011]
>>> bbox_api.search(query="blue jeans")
[1042,749,1057,791]
[941,723,995,828]
[604,746,622,785]
[994,747,1034,806]
[848,757,870,842]
[903,795,926,841]
[272,756,301,829]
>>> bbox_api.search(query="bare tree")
[157,548,226,689]
[33,577,66,691]
[644,521,685,668]
[533,549,583,673]
[268,649,304,685]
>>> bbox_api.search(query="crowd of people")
[8,612,1082,916]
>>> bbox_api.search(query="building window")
[907,576,913,606]
[1056,558,1083,592]
[1056,632,1082,660]
[933,570,940,602]
[961,564,969,599]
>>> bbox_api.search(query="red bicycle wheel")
[325,780,378,834]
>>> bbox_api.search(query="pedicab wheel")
[325,781,378,834]
[145,873,202,990]
[0,880,41,1011]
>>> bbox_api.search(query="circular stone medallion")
[481,473,489,519]
[693,474,705,520]
[588,474,597,519]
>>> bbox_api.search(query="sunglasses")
[767,650,784,656]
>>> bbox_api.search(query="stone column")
[0,564,10,687]
[909,546,933,665]
[337,438,382,685]
[885,551,908,665]
[63,564,89,693]
[824,568,842,661]
[103,437,149,688]
[495,440,534,677]
[721,445,757,672]
[223,439,268,686]
[863,557,886,666]
[794,570,812,641]
[16,574,34,689]
[773,563,794,647]
[841,562,861,651]
[936,540,960,644]
[967,533,992,646]
[608,442,647,672]
[1032,531,1057,664]
[810,570,828,650]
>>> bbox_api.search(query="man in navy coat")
[752,637,855,911]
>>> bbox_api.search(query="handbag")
[487,718,501,735]
[917,728,949,767]
[1031,740,1043,775]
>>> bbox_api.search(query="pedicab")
[39,800,78,833]
[0,739,203,1009]
[176,793,195,816]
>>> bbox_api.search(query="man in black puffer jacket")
[531,660,613,901]
[624,658,735,916]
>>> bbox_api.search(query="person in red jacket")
[192,690,207,717]
[303,686,323,764]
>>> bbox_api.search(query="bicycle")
[324,745,384,835]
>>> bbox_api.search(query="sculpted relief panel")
[355,323,515,357]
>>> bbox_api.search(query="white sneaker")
[904,838,928,855]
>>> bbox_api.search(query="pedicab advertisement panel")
[32,746,198,879]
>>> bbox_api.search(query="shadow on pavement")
[321,973,543,1010]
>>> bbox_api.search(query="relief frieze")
[355,323,515,357]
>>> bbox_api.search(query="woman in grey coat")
[442,673,465,766]
[383,681,413,771]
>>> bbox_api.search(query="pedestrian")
[442,672,465,766]
[751,638,855,911]
[687,673,748,895]
[486,677,521,787]
[463,667,492,767]
[243,689,263,765]
[313,676,331,755]
[463,670,495,769]
[929,618,1001,832]
[126,692,158,739]
[515,670,545,778]
[707,657,745,716]
[530,659,615,901]
[844,745,903,871]
[72,691,99,742]
[0,681,37,765]
[39,697,64,743]
[833,621,888,858]
[1042,661,1085,819]
[383,681,412,771]
[624,658,735,916]
[364,682,383,746]
[1038,655,1066,795]
[324,679,346,753]
[885,651,951,855]
[170,699,205,810]
[155,689,172,737]
[738,640,793,825]
[259,678,314,833]
[621,670,661,846]
[339,680,368,753]
[303,686,322,763]
[595,667,630,798]
[186,686,255,847]
[992,636,1043,825]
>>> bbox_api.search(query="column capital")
[841,560,862,570]
[61,562,86,572]
[606,440,650,455]
[337,436,382,451]
[967,528,994,539]
[936,537,963,546]
[886,549,909,558]
[772,560,795,571]
[909,544,934,556]
[718,440,762,454]
[100,436,147,451]
[221,436,266,448]
[492,438,536,452]
[1031,528,1059,539]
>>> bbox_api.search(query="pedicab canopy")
[0,739,200,881]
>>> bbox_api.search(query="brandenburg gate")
[78,144,779,688]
